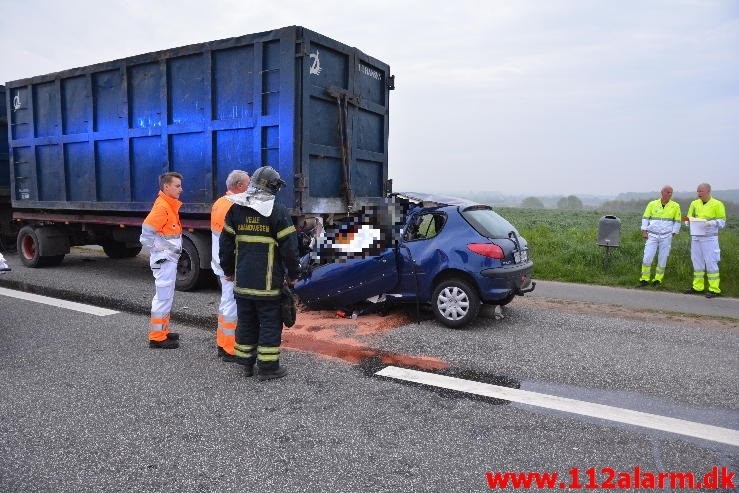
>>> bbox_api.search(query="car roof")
[393,192,482,210]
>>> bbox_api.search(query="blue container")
[5,26,392,216]
[0,85,9,200]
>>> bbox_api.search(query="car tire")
[17,226,65,267]
[431,278,481,328]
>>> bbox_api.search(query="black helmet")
[250,166,286,194]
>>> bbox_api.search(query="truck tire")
[431,278,481,328]
[176,236,201,291]
[102,241,142,259]
[17,226,65,267]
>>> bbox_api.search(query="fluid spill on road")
[283,309,449,371]
[283,308,521,405]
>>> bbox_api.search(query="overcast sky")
[1,0,737,197]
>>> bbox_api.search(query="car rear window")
[460,206,519,239]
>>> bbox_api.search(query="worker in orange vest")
[140,172,184,349]
[211,170,250,361]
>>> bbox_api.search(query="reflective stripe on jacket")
[687,197,726,236]
[140,191,183,263]
[210,193,234,276]
[641,198,681,236]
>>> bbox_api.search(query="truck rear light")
[467,243,504,259]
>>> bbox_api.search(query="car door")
[395,211,449,301]
[295,246,399,308]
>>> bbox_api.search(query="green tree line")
[599,199,739,216]
[519,196,739,216]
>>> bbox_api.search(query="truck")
[0,85,11,250]
[1,26,393,290]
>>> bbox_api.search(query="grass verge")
[497,208,737,298]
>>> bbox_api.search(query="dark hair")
[159,172,183,190]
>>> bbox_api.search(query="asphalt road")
[0,249,737,492]
[1,248,736,325]
[530,280,739,320]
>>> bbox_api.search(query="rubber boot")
[257,366,287,381]
[149,338,179,349]
[234,356,256,376]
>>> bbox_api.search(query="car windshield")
[460,206,518,239]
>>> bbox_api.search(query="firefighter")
[219,166,300,380]
[638,185,681,287]
[140,172,183,349]
[684,183,726,298]
[211,169,249,361]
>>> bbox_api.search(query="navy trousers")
[235,297,283,369]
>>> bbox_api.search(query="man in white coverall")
[211,169,249,361]
[140,172,184,349]
[638,185,681,287]
[684,183,726,298]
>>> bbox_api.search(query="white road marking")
[0,287,119,316]
[376,366,739,447]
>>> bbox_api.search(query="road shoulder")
[519,295,738,332]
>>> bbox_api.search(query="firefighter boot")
[256,345,286,381]
[257,366,287,381]
[149,338,179,349]
[233,356,256,376]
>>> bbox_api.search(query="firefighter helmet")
[250,166,286,194]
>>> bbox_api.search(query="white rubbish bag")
[0,253,10,272]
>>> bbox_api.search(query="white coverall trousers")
[690,236,721,293]
[217,276,237,355]
[149,257,178,340]
[640,234,673,282]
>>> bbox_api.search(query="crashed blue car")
[295,193,535,328]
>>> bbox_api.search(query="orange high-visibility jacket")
[140,191,183,263]
[211,192,235,276]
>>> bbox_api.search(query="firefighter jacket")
[687,197,726,237]
[210,192,234,277]
[640,199,681,237]
[140,191,183,264]
[219,198,299,300]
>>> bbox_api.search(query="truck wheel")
[431,278,481,328]
[102,241,142,259]
[176,237,201,291]
[17,226,65,267]
[42,255,65,266]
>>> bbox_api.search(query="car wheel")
[431,278,481,328]
[17,226,65,267]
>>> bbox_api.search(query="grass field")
[496,208,738,298]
